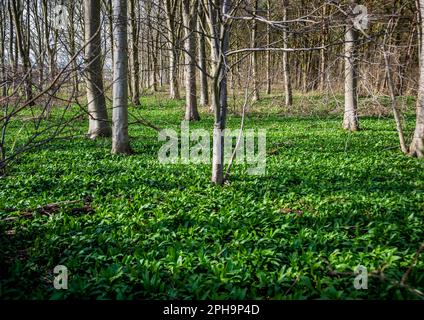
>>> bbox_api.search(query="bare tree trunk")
[400,22,416,95]
[207,0,231,185]
[0,2,5,171]
[159,44,164,87]
[283,0,292,106]
[319,3,328,92]
[417,0,422,67]
[129,0,140,105]
[410,0,424,157]
[383,47,408,154]
[146,32,152,89]
[198,2,209,107]
[343,2,359,131]
[67,2,79,94]
[182,0,200,121]
[165,0,180,99]
[107,0,114,67]
[150,18,159,92]
[266,0,271,95]
[7,2,15,78]
[10,0,34,106]
[169,49,180,99]
[84,0,111,139]
[251,0,260,101]
[42,0,58,78]
[32,0,43,86]
[128,62,133,98]
[111,0,131,154]
[0,3,5,97]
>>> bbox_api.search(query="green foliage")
[0,96,423,300]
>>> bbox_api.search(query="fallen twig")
[1,197,93,221]
[401,242,424,286]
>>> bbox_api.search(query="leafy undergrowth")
[0,96,423,300]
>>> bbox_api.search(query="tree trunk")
[169,49,180,99]
[417,0,422,67]
[84,0,111,139]
[410,0,424,157]
[108,0,114,68]
[207,0,231,185]
[343,1,360,131]
[67,2,79,94]
[266,0,271,95]
[319,3,328,91]
[7,2,15,81]
[111,0,131,154]
[165,0,180,99]
[129,0,140,105]
[42,0,57,78]
[383,47,408,154]
[151,21,159,92]
[182,0,200,121]
[10,0,34,106]
[0,3,6,98]
[198,3,209,107]
[283,0,293,106]
[251,0,259,101]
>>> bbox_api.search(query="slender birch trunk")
[111,0,131,154]
[207,0,231,185]
[343,0,360,131]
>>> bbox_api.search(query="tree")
[104,0,115,67]
[251,0,260,101]
[84,0,111,139]
[111,0,131,154]
[9,0,34,106]
[164,0,181,99]
[282,0,293,106]
[67,1,79,94]
[204,0,231,185]
[319,2,328,91]
[410,0,424,157]
[343,0,360,131]
[0,0,6,98]
[197,1,209,107]
[41,0,58,79]
[0,0,5,172]
[182,0,200,121]
[265,0,271,95]
[129,0,141,105]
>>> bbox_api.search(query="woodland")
[0,0,423,300]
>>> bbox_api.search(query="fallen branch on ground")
[1,197,93,221]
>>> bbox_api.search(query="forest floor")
[0,93,423,299]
